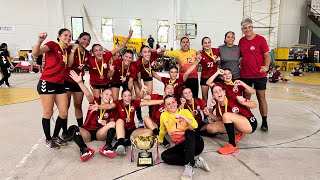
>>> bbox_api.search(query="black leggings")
[184,78,199,98]
[0,66,11,86]
[161,130,204,166]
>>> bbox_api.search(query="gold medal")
[142,58,152,77]
[78,48,85,67]
[218,97,228,116]
[58,43,68,65]
[100,75,104,79]
[124,104,131,122]
[95,57,104,79]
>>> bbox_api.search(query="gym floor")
[1,72,320,180]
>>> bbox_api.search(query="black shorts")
[247,116,257,133]
[125,128,136,139]
[110,83,128,90]
[65,81,82,92]
[36,58,42,65]
[88,130,98,141]
[241,77,267,90]
[37,80,66,94]
[142,76,153,82]
[91,84,111,90]
[196,121,207,131]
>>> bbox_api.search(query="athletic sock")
[42,118,51,140]
[152,128,159,136]
[53,116,65,137]
[77,118,83,127]
[62,118,68,133]
[117,138,125,146]
[224,123,236,147]
[262,116,268,125]
[106,128,116,147]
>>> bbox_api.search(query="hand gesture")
[69,70,82,83]
[214,56,221,63]
[217,69,224,75]
[72,43,79,51]
[196,51,202,63]
[100,120,107,126]
[141,85,148,93]
[260,66,268,73]
[109,64,114,72]
[38,32,47,43]
[174,113,184,120]
[89,101,99,113]
[236,96,246,103]
[234,80,243,86]
[203,107,211,116]
[128,28,133,36]
[210,98,216,107]
[180,97,186,104]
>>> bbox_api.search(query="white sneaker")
[180,163,194,180]
[194,156,210,171]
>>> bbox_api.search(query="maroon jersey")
[112,59,137,85]
[64,48,90,83]
[149,94,165,126]
[87,51,112,86]
[114,99,141,130]
[161,75,184,99]
[136,51,159,80]
[239,34,269,78]
[215,98,254,118]
[183,98,206,123]
[82,97,115,130]
[40,41,69,84]
[200,48,220,78]
[215,81,245,102]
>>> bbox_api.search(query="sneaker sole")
[198,157,210,172]
[217,149,239,155]
[45,144,60,150]
[116,146,126,156]
[99,150,116,159]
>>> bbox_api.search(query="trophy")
[130,135,159,166]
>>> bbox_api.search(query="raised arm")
[138,85,150,99]
[67,44,79,67]
[32,32,50,57]
[234,80,256,94]
[152,71,162,82]
[111,29,133,55]
[206,69,224,87]
[69,70,94,103]
[107,64,115,79]
[140,99,164,106]
[236,96,257,109]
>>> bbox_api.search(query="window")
[130,19,142,38]
[176,23,197,40]
[157,20,169,43]
[71,17,84,41]
[101,18,113,42]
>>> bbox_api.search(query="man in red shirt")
[239,18,270,132]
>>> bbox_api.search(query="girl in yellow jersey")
[159,95,210,180]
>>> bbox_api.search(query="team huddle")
[32,18,270,180]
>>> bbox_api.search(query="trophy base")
[137,152,153,166]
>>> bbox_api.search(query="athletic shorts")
[110,83,128,90]
[91,84,111,91]
[241,77,267,90]
[65,80,82,92]
[37,80,66,94]
[142,76,153,82]
[247,116,257,133]
[88,129,98,141]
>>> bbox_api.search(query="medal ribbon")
[142,58,152,75]
[99,109,106,120]
[78,48,85,65]
[218,97,228,116]
[224,81,235,85]
[168,79,176,85]
[187,98,194,112]
[58,42,68,64]
[124,104,131,120]
[122,61,129,78]
[94,57,104,77]
[204,48,216,61]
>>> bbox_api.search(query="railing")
[307,5,320,27]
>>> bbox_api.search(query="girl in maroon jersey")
[138,83,175,148]
[199,37,220,105]
[110,49,137,100]
[210,85,257,155]
[88,29,133,98]
[32,29,71,149]
[67,70,117,162]
[63,32,91,129]
[206,68,256,102]
[90,89,164,156]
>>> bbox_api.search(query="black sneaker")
[160,138,170,148]
[45,139,60,150]
[53,136,68,146]
[260,123,268,132]
[61,132,73,141]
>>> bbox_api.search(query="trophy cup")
[130,135,157,166]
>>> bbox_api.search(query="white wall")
[178,0,243,49]
[0,0,64,51]
[278,0,310,47]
